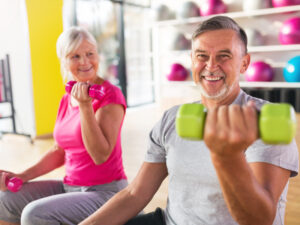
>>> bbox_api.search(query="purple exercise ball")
[279,17,300,45]
[245,61,274,82]
[166,63,189,81]
[200,0,227,17]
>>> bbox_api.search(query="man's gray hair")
[192,16,248,54]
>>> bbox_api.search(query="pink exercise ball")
[279,17,300,45]
[272,0,300,7]
[245,61,274,82]
[200,0,227,17]
[166,63,189,81]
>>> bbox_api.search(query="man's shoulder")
[238,90,269,110]
[162,100,202,119]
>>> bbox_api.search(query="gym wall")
[26,0,64,136]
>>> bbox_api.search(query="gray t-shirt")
[145,90,299,225]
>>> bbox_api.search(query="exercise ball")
[272,0,300,7]
[200,0,227,17]
[279,17,300,45]
[283,55,300,82]
[177,1,200,18]
[166,63,189,81]
[245,61,274,82]
[243,0,272,11]
[245,28,265,46]
[171,33,191,50]
[152,4,174,21]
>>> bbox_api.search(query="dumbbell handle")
[5,177,23,192]
[65,81,105,100]
[176,103,296,145]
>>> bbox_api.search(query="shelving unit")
[150,3,300,108]
[0,55,17,133]
[0,54,31,140]
[153,4,300,27]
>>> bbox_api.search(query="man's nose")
[206,57,219,72]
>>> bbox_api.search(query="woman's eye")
[71,55,80,59]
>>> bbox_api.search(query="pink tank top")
[53,80,127,186]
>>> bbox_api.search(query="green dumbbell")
[176,103,297,144]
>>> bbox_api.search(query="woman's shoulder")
[93,80,126,109]
[59,93,70,106]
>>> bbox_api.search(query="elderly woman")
[0,26,128,225]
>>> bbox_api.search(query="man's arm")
[211,153,290,225]
[79,162,168,225]
[205,103,290,225]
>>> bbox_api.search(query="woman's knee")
[21,201,59,225]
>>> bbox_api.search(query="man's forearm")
[211,153,275,225]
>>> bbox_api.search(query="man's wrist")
[210,151,245,166]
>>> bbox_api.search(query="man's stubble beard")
[196,75,239,101]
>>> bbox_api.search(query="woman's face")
[66,39,99,83]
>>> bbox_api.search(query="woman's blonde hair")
[56,26,98,82]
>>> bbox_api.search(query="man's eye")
[197,54,207,59]
[219,55,230,59]
[87,52,94,56]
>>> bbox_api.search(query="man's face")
[191,29,249,101]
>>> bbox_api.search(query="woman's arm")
[79,101,125,165]
[17,143,65,182]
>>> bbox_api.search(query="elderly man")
[80,15,299,225]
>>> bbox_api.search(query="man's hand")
[204,101,258,157]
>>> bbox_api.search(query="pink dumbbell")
[65,81,105,100]
[5,177,23,192]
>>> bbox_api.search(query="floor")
[0,104,300,224]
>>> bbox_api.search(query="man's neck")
[201,87,240,110]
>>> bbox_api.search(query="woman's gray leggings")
[0,179,128,225]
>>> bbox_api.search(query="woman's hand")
[71,82,92,104]
[0,170,18,191]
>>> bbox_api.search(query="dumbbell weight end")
[65,81,77,94]
[259,103,296,144]
[5,177,23,192]
[176,104,206,140]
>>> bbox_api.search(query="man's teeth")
[203,76,222,81]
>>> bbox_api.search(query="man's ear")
[240,53,250,73]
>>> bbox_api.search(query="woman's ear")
[240,53,250,73]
